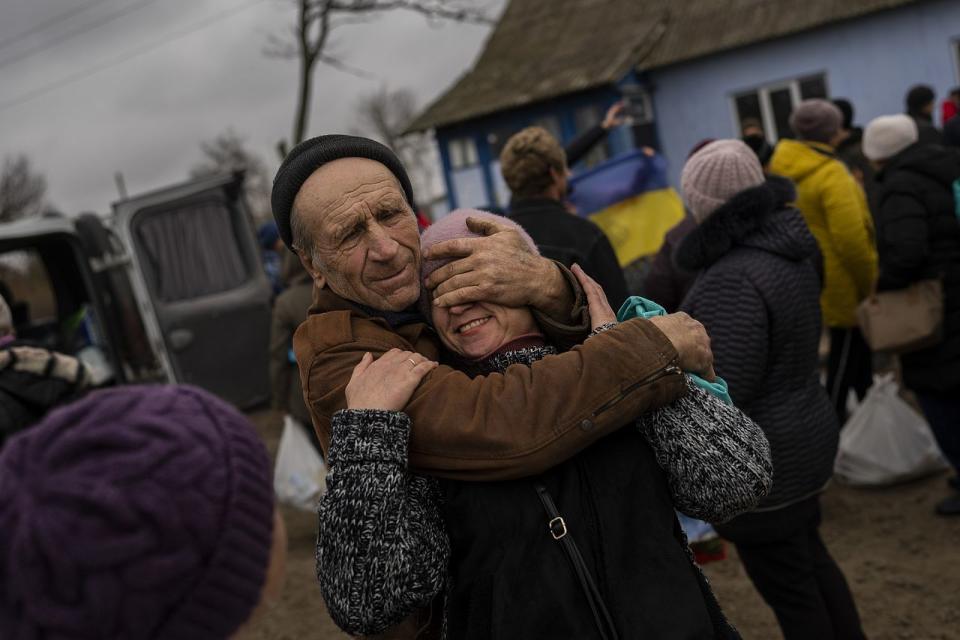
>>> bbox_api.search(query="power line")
[0,0,114,52]
[0,0,267,113]
[0,0,160,71]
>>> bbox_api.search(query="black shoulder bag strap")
[534,483,620,640]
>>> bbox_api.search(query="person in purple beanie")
[0,384,287,639]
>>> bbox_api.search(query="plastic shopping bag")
[834,374,948,486]
[273,415,327,510]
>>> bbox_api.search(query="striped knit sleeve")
[316,409,450,636]
[637,378,773,523]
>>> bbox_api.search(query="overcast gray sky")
[0,0,503,213]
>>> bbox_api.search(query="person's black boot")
[935,493,960,516]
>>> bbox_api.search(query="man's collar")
[509,196,564,214]
[309,285,424,328]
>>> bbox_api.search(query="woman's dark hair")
[905,85,935,114]
[832,99,854,130]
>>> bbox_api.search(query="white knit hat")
[681,139,766,223]
[862,114,919,161]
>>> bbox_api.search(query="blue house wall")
[435,86,634,212]
[650,0,960,188]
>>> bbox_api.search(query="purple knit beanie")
[418,208,538,317]
[681,140,766,223]
[789,99,843,144]
[0,384,275,640]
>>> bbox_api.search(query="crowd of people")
[0,82,957,640]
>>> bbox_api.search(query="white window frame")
[731,74,828,143]
[620,83,655,125]
[953,38,960,82]
[448,137,479,170]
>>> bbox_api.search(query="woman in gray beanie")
[677,139,865,640]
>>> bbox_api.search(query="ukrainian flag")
[568,150,685,267]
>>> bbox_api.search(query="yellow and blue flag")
[569,150,685,267]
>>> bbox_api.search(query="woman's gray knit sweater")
[316,345,772,636]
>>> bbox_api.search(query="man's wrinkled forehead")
[293,157,406,215]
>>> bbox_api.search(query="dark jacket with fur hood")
[677,176,838,510]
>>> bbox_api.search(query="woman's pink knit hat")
[418,209,539,316]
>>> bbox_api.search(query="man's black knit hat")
[271,134,415,249]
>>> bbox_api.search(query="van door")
[112,173,272,408]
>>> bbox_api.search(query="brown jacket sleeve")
[530,262,591,350]
[296,313,684,481]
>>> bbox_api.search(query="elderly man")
[270,135,714,485]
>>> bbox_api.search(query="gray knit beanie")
[681,140,766,223]
[789,99,843,144]
[862,114,919,161]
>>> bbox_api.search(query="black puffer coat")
[678,177,838,510]
[874,143,960,395]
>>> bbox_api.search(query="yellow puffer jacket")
[769,139,878,328]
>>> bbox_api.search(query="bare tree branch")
[262,32,298,58]
[191,129,273,224]
[0,155,46,223]
[327,0,492,24]
[352,87,439,209]
[268,0,494,154]
[318,54,376,79]
[327,13,378,29]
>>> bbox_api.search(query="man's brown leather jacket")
[294,279,685,482]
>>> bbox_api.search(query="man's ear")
[548,166,564,185]
[295,247,326,288]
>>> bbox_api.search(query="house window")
[953,39,960,82]
[0,249,56,329]
[487,127,519,158]
[448,137,479,169]
[732,73,828,141]
[532,115,563,141]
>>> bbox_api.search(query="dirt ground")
[240,410,960,640]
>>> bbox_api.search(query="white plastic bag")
[834,374,948,486]
[273,415,327,510]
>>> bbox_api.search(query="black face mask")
[742,134,772,165]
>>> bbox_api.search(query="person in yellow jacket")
[769,99,878,422]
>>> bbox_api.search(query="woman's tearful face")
[432,301,540,360]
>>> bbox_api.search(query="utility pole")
[114,171,128,200]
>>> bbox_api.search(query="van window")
[0,249,56,331]
[135,200,249,302]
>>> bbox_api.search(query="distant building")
[407,0,960,211]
